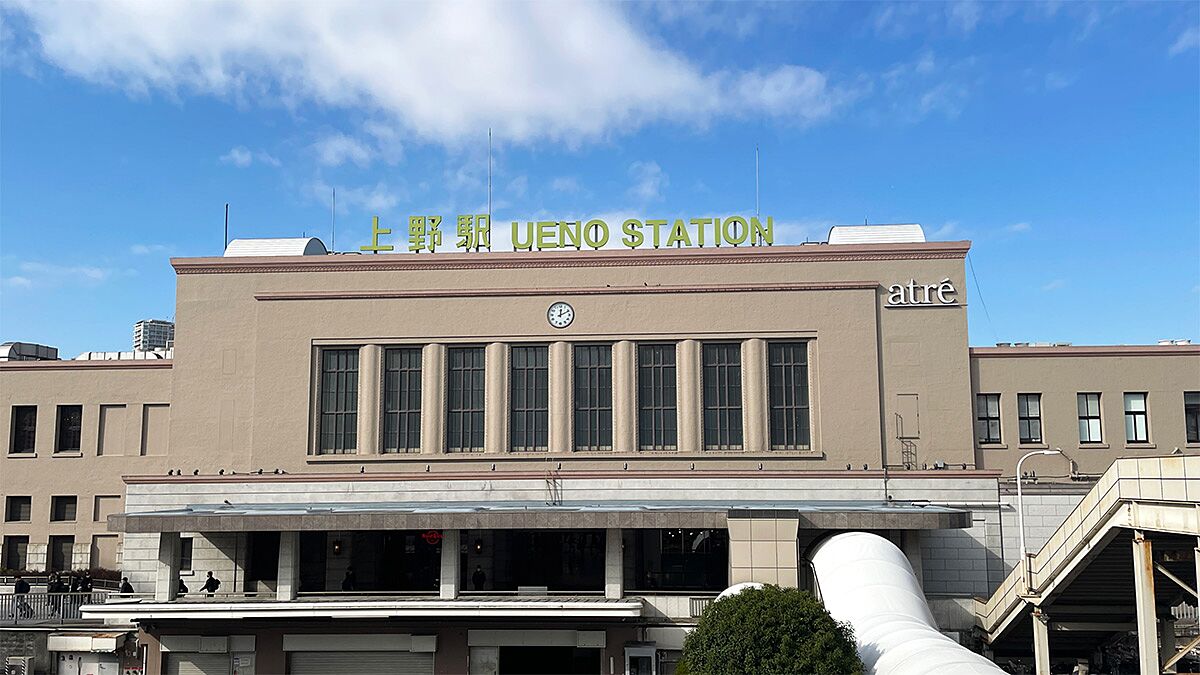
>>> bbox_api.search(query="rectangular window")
[318,349,359,454]
[5,496,31,522]
[51,496,77,522]
[48,535,74,572]
[702,343,743,450]
[768,342,811,450]
[975,394,1001,444]
[447,346,485,452]
[638,344,677,451]
[1018,394,1043,444]
[382,347,422,453]
[180,536,194,572]
[1124,392,1149,443]
[574,345,613,451]
[1187,392,1200,444]
[55,405,83,453]
[3,536,29,571]
[510,345,549,452]
[10,405,36,454]
[1078,393,1103,443]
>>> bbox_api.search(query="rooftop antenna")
[223,203,229,252]
[331,187,336,253]
[487,127,492,252]
[755,144,760,217]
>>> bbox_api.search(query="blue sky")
[2,1,1198,356]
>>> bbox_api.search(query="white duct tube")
[808,531,1003,675]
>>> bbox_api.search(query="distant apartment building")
[133,319,174,352]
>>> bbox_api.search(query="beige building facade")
[2,236,1198,674]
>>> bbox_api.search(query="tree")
[681,585,862,675]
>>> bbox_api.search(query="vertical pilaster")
[485,343,508,454]
[677,340,702,452]
[421,344,446,454]
[901,530,924,591]
[155,532,181,602]
[743,338,768,453]
[612,341,637,453]
[276,531,299,601]
[440,529,461,599]
[605,528,623,599]
[1032,608,1051,675]
[358,345,382,454]
[549,342,572,453]
[1133,531,1159,675]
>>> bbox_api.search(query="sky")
[1,0,1198,357]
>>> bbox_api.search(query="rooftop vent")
[0,341,59,361]
[223,237,328,257]
[1158,339,1193,345]
[827,224,925,245]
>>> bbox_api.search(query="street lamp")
[1016,448,1064,591]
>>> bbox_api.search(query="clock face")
[547,301,574,328]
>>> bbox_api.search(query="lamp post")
[1016,448,1063,591]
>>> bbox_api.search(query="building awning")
[47,632,128,653]
[109,500,971,533]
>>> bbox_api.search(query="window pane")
[638,344,677,450]
[768,342,811,450]
[10,406,37,454]
[383,348,422,453]
[1124,393,1146,412]
[56,405,83,453]
[318,349,359,454]
[574,345,613,451]
[511,345,549,451]
[702,343,743,450]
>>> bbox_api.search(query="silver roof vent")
[827,224,926,245]
[223,237,328,257]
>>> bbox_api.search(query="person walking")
[340,566,357,592]
[177,577,189,595]
[201,571,221,596]
[12,574,32,619]
[119,577,134,594]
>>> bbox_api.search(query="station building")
[1,225,1198,674]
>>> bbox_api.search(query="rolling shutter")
[163,653,231,675]
[287,651,433,675]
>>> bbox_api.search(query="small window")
[975,394,1001,444]
[1078,393,1102,443]
[637,344,677,451]
[768,342,811,450]
[55,405,83,453]
[1124,393,1149,443]
[50,496,78,522]
[1187,392,1200,444]
[702,343,743,450]
[48,535,74,572]
[1018,394,1043,444]
[510,345,549,452]
[3,536,29,571]
[5,496,31,522]
[180,537,194,572]
[574,345,613,451]
[382,347,422,453]
[10,405,37,454]
[318,349,359,454]
[447,346,485,452]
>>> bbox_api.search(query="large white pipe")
[808,531,1002,675]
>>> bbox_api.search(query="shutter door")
[288,651,433,675]
[163,653,232,675]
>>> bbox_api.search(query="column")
[1132,531,1159,675]
[901,530,924,591]
[605,528,623,599]
[1032,608,1051,675]
[484,343,508,454]
[440,529,461,599]
[276,531,299,601]
[677,340,702,452]
[155,532,181,602]
[742,339,768,453]
[549,342,572,453]
[612,341,637,454]
[421,344,446,454]
[358,345,382,455]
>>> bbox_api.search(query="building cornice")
[0,360,172,371]
[255,281,880,302]
[173,241,972,275]
[970,345,1200,358]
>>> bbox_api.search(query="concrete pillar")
[1132,531,1160,675]
[549,342,572,453]
[1032,608,1051,675]
[612,341,637,453]
[605,528,623,599]
[742,338,768,453]
[421,344,446,454]
[485,343,508,454]
[440,529,461,599]
[358,345,382,454]
[901,530,924,591]
[155,532,181,602]
[276,531,299,601]
[677,340,702,452]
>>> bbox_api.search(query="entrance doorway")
[497,647,600,675]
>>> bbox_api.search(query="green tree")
[681,585,862,675]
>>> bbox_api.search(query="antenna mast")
[331,188,336,252]
[755,145,760,217]
[487,128,492,251]
[223,203,229,252]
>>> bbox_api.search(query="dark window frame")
[768,342,811,450]
[1017,393,1043,444]
[446,346,486,452]
[55,405,83,454]
[976,394,1002,444]
[382,347,423,453]
[180,536,194,572]
[50,495,77,523]
[1123,392,1149,444]
[317,348,360,455]
[1186,392,1200,444]
[47,535,74,572]
[702,343,743,451]
[510,345,549,452]
[3,536,30,571]
[10,405,37,454]
[573,344,614,451]
[5,496,31,523]
[1078,393,1103,443]
[637,343,678,451]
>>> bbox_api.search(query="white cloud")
[1043,71,1076,91]
[929,221,961,239]
[130,243,171,255]
[6,261,134,288]
[1041,279,1066,291]
[220,145,280,168]
[2,276,33,289]
[551,176,580,194]
[312,180,403,215]
[506,175,528,200]
[313,133,374,168]
[1006,221,1031,233]
[10,1,855,145]
[1169,26,1199,56]
[628,161,668,202]
[946,1,982,34]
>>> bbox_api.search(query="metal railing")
[1,592,109,624]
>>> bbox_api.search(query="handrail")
[1,591,110,624]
